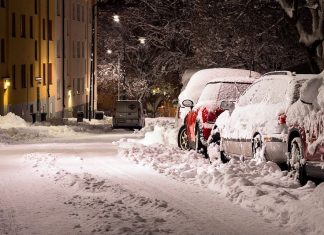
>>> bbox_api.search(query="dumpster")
[40,113,47,122]
[95,111,104,120]
[31,113,36,123]
[77,111,84,122]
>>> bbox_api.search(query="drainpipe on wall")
[47,0,50,115]
[62,0,65,119]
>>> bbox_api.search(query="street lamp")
[138,37,146,44]
[113,14,120,23]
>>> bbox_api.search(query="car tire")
[289,137,308,186]
[195,123,208,158]
[177,125,189,150]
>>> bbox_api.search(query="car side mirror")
[182,99,194,109]
[220,100,235,111]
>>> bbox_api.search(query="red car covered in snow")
[182,77,257,155]
[287,75,324,185]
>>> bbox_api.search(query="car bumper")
[263,135,287,163]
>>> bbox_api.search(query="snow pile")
[123,118,177,146]
[119,128,324,234]
[0,112,29,129]
[0,113,110,144]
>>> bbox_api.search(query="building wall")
[0,0,97,121]
[55,0,97,118]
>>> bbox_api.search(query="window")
[30,64,34,87]
[77,4,80,21]
[1,39,4,63]
[12,65,16,89]
[77,41,80,58]
[82,42,84,58]
[34,0,38,14]
[20,15,26,38]
[48,63,52,85]
[72,41,75,58]
[43,63,46,85]
[21,64,26,88]
[57,40,61,58]
[57,79,61,99]
[12,13,16,37]
[34,40,37,60]
[1,0,5,8]
[48,20,53,40]
[56,0,61,16]
[29,16,33,38]
[72,4,75,20]
[42,18,45,40]
[82,6,84,22]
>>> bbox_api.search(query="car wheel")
[289,137,308,185]
[252,133,264,160]
[177,125,189,150]
[195,124,208,158]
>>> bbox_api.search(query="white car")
[211,71,318,163]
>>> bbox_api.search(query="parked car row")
[177,69,324,185]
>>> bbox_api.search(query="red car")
[182,77,256,155]
[287,76,324,185]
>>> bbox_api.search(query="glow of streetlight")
[107,49,112,54]
[113,15,120,23]
[139,37,146,44]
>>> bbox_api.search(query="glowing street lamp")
[139,37,146,44]
[107,49,112,54]
[113,15,120,23]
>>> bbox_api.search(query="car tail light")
[207,111,216,123]
[278,113,286,125]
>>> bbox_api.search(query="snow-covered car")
[182,77,256,155]
[176,68,260,150]
[211,71,318,164]
[286,75,324,185]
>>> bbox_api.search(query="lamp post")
[89,1,97,121]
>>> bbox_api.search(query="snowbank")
[118,124,324,235]
[0,112,29,129]
[0,113,112,144]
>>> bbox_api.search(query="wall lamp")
[2,77,11,90]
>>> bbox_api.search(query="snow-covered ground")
[0,113,323,234]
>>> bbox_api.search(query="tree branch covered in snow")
[277,0,324,71]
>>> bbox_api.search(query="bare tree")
[278,0,324,72]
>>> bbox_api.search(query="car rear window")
[238,78,288,106]
[198,82,251,103]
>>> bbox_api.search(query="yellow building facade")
[0,0,97,121]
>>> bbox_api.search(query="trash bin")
[95,111,104,120]
[40,112,47,122]
[77,111,84,122]
[31,113,36,123]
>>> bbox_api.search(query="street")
[0,131,290,235]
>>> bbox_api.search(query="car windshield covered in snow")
[238,79,288,106]
[198,82,252,103]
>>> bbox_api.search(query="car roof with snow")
[261,71,319,81]
[206,76,256,85]
[178,68,260,104]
